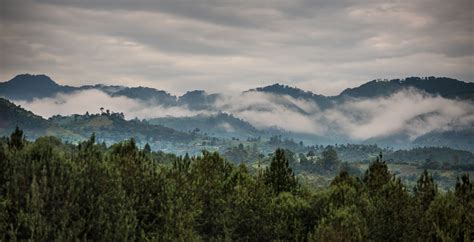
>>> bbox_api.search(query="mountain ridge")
[2,74,473,103]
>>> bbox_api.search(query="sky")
[1,0,473,95]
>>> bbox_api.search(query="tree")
[363,153,391,195]
[455,174,473,205]
[363,154,416,241]
[454,174,473,241]
[319,147,340,171]
[413,170,438,239]
[309,206,367,241]
[8,126,25,150]
[143,143,151,154]
[414,169,437,211]
[330,170,362,190]
[264,148,298,194]
[191,151,233,240]
[425,193,464,240]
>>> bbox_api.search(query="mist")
[15,88,474,141]
[15,89,205,119]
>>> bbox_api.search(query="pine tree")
[264,148,298,194]
[143,143,151,154]
[414,169,437,211]
[8,126,25,150]
[363,153,391,195]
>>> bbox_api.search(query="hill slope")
[148,112,261,139]
[49,112,195,144]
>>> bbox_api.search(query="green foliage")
[1,129,472,241]
[414,169,438,211]
[363,153,392,195]
[8,126,25,150]
[424,192,466,241]
[319,146,341,171]
[264,148,298,194]
[309,206,367,242]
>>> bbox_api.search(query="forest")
[1,127,473,241]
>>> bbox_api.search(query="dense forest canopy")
[1,128,472,241]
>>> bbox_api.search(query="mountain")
[0,74,179,106]
[148,112,261,139]
[1,74,473,152]
[178,90,221,110]
[248,83,333,109]
[111,87,178,106]
[413,129,474,153]
[2,74,473,105]
[0,98,80,140]
[0,74,76,100]
[49,112,195,144]
[340,76,474,100]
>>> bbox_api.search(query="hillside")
[49,112,195,145]
[149,112,261,139]
[0,98,80,140]
[0,97,195,146]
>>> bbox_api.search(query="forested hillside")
[1,128,472,241]
[2,74,474,152]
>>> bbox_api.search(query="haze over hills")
[1,74,473,152]
[0,97,195,148]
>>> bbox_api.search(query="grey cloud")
[1,0,472,95]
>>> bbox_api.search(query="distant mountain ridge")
[1,74,473,106]
[340,76,474,99]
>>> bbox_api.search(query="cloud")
[212,89,474,140]
[213,92,323,134]
[1,0,472,96]
[15,89,205,119]
[12,86,474,142]
[321,89,474,140]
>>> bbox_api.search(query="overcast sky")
[1,0,473,95]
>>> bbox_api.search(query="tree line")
[1,127,472,241]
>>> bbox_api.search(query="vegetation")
[1,128,473,241]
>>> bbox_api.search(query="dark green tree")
[264,148,298,194]
[319,147,340,171]
[454,174,473,241]
[414,169,438,211]
[363,153,391,195]
[8,126,25,150]
[309,206,367,241]
[143,143,151,154]
[191,151,233,240]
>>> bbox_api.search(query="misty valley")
[1,74,473,240]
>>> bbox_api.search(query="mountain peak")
[8,74,59,87]
[0,74,64,100]
[251,83,302,93]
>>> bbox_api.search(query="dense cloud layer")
[15,88,474,141]
[15,89,205,119]
[1,0,473,95]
